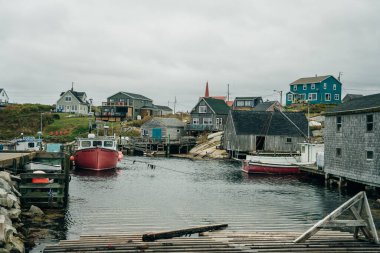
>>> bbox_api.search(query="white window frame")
[366,150,374,160]
[293,85,297,91]
[311,83,315,89]
[199,106,207,113]
[216,118,223,125]
[308,93,317,101]
[203,118,212,125]
[333,84,337,90]
[334,94,340,100]
[325,93,331,101]
[236,101,245,107]
[65,96,72,102]
[192,118,199,125]
[323,83,327,89]
[303,84,307,90]
[287,94,293,102]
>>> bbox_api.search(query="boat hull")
[74,147,119,171]
[242,160,300,174]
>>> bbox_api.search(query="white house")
[56,88,89,114]
[0,88,9,104]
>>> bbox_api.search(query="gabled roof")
[143,117,185,128]
[342,94,363,102]
[154,105,172,111]
[231,110,308,137]
[235,96,262,100]
[114,92,152,101]
[326,93,380,115]
[60,90,88,104]
[203,97,230,114]
[0,88,3,93]
[253,101,279,111]
[290,75,340,85]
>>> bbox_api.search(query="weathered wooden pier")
[43,191,379,252]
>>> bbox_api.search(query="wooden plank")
[363,193,380,244]
[20,173,65,179]
[142,224,228,241]
[19,183,64,189]
[321,220,367,228]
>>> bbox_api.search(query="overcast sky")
[1,0,380,111]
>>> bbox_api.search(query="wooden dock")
[0,151,35,172]
[43,230,380,252]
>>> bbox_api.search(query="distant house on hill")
[342,94,363,103]
[253,101,282,112]
[324,93,380,187]
[0,88,9,105]
[223,110,308,158]
[187,97,230,133]
[56,88,89,114]
[233,97,263,110]
[286,75,342,105]
[141,117,185,141]
[153,105,173,116]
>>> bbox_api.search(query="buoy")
[70,156,75,161]
[118,151,123,161]
[32,170,49,184]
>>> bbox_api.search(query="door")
[256,136,265,151]
[152,128,162,140]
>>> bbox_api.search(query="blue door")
[152,128,162,140]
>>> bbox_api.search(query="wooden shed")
[223,110,308,157]
[141,118,186,141]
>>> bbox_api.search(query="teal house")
[286,75,342,105]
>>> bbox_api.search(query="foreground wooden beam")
[142,223,228,241]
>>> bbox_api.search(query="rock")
[0,172,12,184]
[10,187,20,198]
[377,199,380,204]
[0,179,11,193]
[0,189,7,199]
[7,209,21,220]
[6,195,19,209]
[5,234,24,253]
[0,198,13,209]
[28,205,44,217]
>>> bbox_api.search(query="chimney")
[205,81,209,98]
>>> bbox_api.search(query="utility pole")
[338,72,343,81]
[274,90,283,105]
[227,84,230,102]
[174,96,177,114]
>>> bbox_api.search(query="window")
[311,83,315,89]
[142,129,148,136]
[216,118,223,125]
[323,83,327,89]
[334,94,340,100]
[301,146,306,153]
[336,148,342,157]
[203,118,212,125]
[294,85,297,91]
[366,114,373,132]
[81,141,91,147]
[93,141,102,147]
[303,84,307,90]
[176,129,180,133]
[28,142,35,148]
[244,101,252,106]
[286,137,292,143]
[336,116,342,132]
[366,151,374,160]
[104,141,114,147]
[308,93,317,101]
[65,96,71,102]
[325,93,331,101]
[288,94,293,102]
[333,84,337,90]
[199,106,207,113]
[236,101,245,107]
[192,118,199,125]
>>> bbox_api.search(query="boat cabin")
[77,137,117,150]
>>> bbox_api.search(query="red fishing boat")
[73,134,123,171]
[242,155,300,174]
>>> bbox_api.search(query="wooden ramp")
[43,230,380,252]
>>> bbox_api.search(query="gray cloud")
[1,0,380,111]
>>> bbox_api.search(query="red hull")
[74,147,119,171]
[242,160,299,174]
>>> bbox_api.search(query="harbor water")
[33,156,380,250]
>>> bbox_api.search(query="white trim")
[325,93,331,101]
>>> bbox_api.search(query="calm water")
[32,156,380,251]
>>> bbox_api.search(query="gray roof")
[203,97,230,114]
[143,117,185,128]
[120,92,152,101]
[253,101,278,111]
[231,110,308,137]
[154,105,172,111]
[290,75,335,85]
[342,94,363,102]
[234,96,262,100]
[326,93,380,115]
[60,90,88,104]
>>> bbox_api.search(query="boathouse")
[187,97,230,133]
[56,88,89,114]
[324,93,380,187]
[223,110,309,157]
[141,117,186,141]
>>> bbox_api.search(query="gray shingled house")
[223,110,309,157]
[56,89,89,114]
[141,117,186,141]
[187,97,230,133]
[324,93,380,187]
[233,96,263,110]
